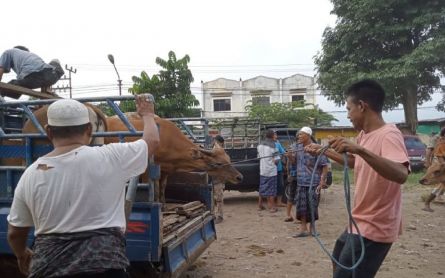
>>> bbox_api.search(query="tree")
[129,51,199,118]
[246,101,337,127]
[314,0,445,134]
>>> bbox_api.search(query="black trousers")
[3,67,62,99]
[332,231,392,278]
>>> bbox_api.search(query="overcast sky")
[1,0,443,125]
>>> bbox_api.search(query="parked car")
[403,135,426,171]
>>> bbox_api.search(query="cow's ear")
[191,148,202,159]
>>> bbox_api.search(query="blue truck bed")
[0,97,216,277]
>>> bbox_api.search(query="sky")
[1,0,443,126]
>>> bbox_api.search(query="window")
[252,96,270,106]
[291,95,304,102]
[213,99,231,111]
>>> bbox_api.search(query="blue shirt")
[275,141,285,172]
[0,48,51,80]
[295,143,328,187]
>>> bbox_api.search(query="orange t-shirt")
[352,124,409,243]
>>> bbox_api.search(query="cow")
[419,161,445,212]
[1,103,107,166]
[105,112,243,203]
[22,103,107,144]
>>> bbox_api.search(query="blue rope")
[307,146,365,273]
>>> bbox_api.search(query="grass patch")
[404,171,425,190]
[331,168,425,190]
[331,168,354,186]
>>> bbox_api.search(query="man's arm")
[7,224,33,275]
[317,164,329,192]
[0,67,4,82]
[135,94,160,156]
[305,143,355,168]
[329,137,408,184]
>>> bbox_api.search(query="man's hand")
[17,247,33,276]
[304,143,322,155]
[328,136,362,154]
[136,94,155,117]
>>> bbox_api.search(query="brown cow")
[1,103,107,166]
[105,112,243,203]
[419,161,445,212]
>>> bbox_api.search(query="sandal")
[257,206,266,211]
[284,217,294,222]
[269,208,278,213]
[292,232,309,238]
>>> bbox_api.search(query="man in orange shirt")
[307,80,409,278]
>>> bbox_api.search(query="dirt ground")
[181,184,445,278]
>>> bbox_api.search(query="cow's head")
[419,161,445,185]
[191,146,243,184]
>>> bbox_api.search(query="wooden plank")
[0,82,60,99]
[178,201,202,211]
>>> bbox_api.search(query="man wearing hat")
[7,95,159,277]
[292,126,328,237]
[0,46,64,99]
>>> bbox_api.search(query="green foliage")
[315,0,445,133]
[129,51,200,118]
[96,102,115,116]
[245,101,337,127]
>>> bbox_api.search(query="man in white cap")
[291,126,328,238]
[7,95,159,277]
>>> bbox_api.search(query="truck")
[0,95,216,278]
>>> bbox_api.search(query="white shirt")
[257,144,280,177]
[7,139,148,235]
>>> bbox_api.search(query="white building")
[201,74,316,118]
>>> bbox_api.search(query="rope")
[308,146,365,274]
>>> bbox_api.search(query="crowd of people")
[5,78,415,277]
[252,79,410,277]
[256,126,329,238]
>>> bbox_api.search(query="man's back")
[0,48,50,79]
[8,140,147,235]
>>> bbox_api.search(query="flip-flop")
[284,217,294,222]
[292,232,309,238]
[257,206,266,211]
[311,232,320,237]
[269,208,278,213]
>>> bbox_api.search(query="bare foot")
[422,207,434,212]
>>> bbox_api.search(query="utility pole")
[65,65,77,98]
[53,64,77,98]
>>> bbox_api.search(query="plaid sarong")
[296,186,319,222]
[259,175,277,197]
[30,227,129,278]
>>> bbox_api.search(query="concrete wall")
[202,74,316,118]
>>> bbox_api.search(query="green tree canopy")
[314,0,445,134]
[129,51,199,117]
[246,101,337,127]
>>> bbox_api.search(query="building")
[201,74,316,118]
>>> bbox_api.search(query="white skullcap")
[300,126,312,136]
[47,99,89,126]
